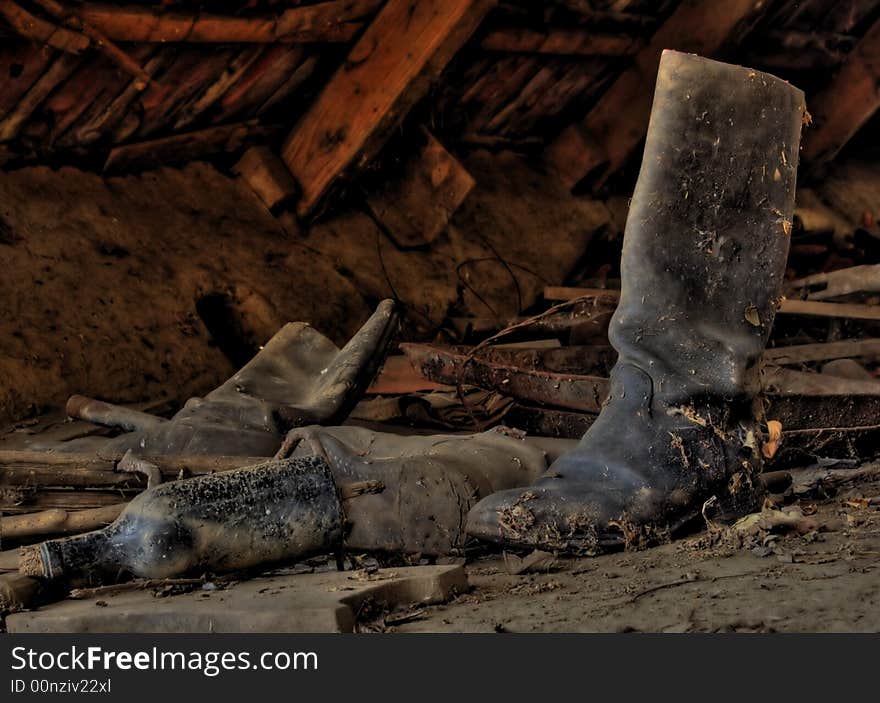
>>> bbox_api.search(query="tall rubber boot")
[467,51,806,553]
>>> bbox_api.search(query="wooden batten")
[282,0,494,217]
[365,130,475,247]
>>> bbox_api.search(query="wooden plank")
[480,27,640,56]
[544,0,768,192]
[102,120,274,173]
[543,286,880,320]
[365,129,475,246]
[233,145,299,212]
[765,339,880,365]
[282,0,494,216]
[801,17,880,168]
[77,0,383,43]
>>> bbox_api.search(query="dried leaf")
[744,305,761,327]
[762,419,783,459]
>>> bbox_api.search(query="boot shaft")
[611,50,806,402]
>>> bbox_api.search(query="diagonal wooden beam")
[76,0,383,43]
[544,0,768,193]
[801,16,880,169]
[282,0,494,217]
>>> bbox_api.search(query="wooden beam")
[480,27,640,56]
[0,0,89,53]
[544,0,767,192]
[282,0,494,216]
[77,0,383,44]
[801,16,880,168]
[365,129,475,247]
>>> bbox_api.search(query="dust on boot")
[467,51,807,554]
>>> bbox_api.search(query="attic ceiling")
[1,0,879,210]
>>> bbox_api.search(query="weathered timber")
[0,451,268,490]
[103,120,275,173]
[544,286,880,321]
[544,0,769,191]
[77,0,382,43]
[0,0,90,53]
[801,16,880,168]
[765,339,880,365]
[233,146,299,212]
[401,342,609,413]
[365,129,475,247]
[789,264,880,301]
[283,0,494,216]
[31,0,153,88]
[2,504,125,541]
[480,28,640,56]
[0,52,81,142]
[0,573,41,613]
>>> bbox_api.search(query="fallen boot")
[467,50,806,554]
[97,300,398,456]
[280,425,549,555]
[23,428,548,585]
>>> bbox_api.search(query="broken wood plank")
[233,145,299,212]
[544,286,880,321]
[103,120,275,173]
[77,0,382,44]
[788,264,880,301]
[480,27,640,56]
[801,16,880,168]
[365,129,475,247]
[543,0,769,191]
[282,0,494,216]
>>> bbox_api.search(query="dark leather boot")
[467,51,807,553]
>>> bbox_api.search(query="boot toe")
[466,483,621,554]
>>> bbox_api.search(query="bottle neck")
[37,528,125,584]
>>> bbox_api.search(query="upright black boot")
[467,51,806,553]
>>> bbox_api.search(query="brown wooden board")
[282,0,493,216]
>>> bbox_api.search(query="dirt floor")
[392,474,880,633]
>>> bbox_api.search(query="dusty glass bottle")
[21,456,343,585]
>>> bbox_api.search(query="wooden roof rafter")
[801,14,880,171]
[543,0,773,193]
